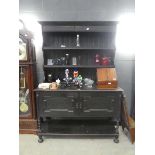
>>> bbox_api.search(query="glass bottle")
[65,53,69,65]
[95,54,100,65]
[76,34,80,47]
[72,57,77,66]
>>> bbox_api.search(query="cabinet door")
[38,92,79,118]
[19,66,32,118]
[79,92,118,118]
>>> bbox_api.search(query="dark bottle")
[47,74,52,83]
[65,53,69,65]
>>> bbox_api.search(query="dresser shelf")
[43,47,116,51]
[44,65,115,69]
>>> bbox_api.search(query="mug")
[101,57,110,65]
[50,82,58,90]
[72,57,77,66]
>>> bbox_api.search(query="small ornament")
[77,75,82,81]
[95,54,100,65]
[56,78,61,86]
[73,70,78,78]
[63,69,72,86]
[101,57,110,66]
[76,34,80,47]
[65,69,69,78]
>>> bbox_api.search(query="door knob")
[71,99,75,102]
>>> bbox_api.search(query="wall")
[19,0,135,113]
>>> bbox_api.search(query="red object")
[101,57,110,65]
[95,54,100,65]
[73,70,78,78]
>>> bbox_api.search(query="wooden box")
[97,68,118,89]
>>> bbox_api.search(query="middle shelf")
[43,47,116,51]
[44,65,115,69]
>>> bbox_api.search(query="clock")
[19,25,37,134]
[19,38,27,61]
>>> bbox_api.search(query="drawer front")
[80,92,120,118]
[38,92,79,118]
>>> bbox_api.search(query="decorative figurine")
[73,69,78,78]
[84,78,94,88]
[73,69,83,88]
[77,75,83,88]
[63,69,72,87]
[56,78,61,86]
[73,69,79,86]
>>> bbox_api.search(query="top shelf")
[40,22,117,33]
[41,23,117,33]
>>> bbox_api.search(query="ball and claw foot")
[38,136,43,143]
[113,136,119,143]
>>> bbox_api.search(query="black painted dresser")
[34,21,123,143]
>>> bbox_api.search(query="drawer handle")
[84,109,113,112]
[71,99,75,102]
[45,109,73,113]
[68,110,73,113]
[84,110,90,112]
[83,99,87,102]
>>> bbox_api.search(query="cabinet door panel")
[80,92,117,118]
[39,92,79,118]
